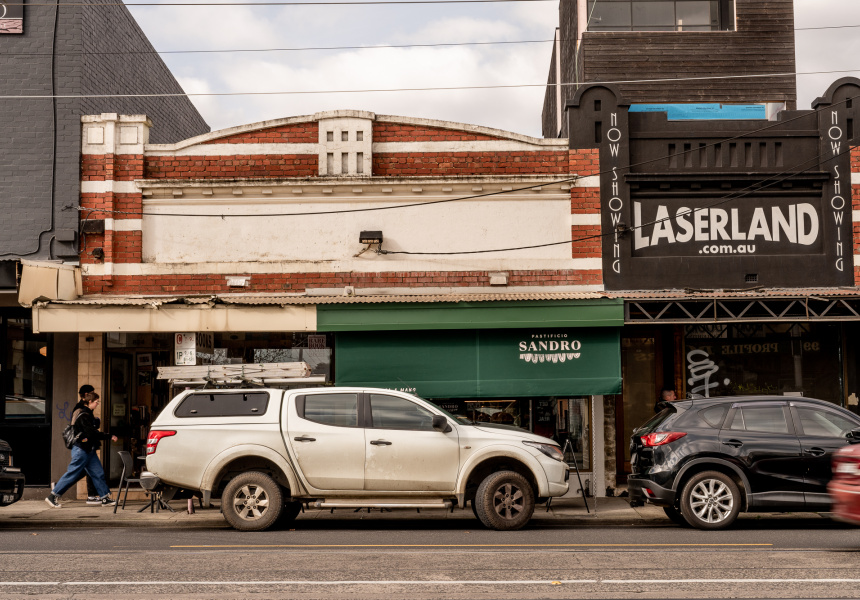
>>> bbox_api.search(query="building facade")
[24,110,621,497]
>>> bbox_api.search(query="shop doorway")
[616,329,674,482]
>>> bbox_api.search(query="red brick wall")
[144,155,318,179]
[372,152,569,177]
[373,123,501,142]
[570,149,599,177]
[82,269,604,295]
[203,123,317,144]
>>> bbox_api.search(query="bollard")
[187,498,195,514]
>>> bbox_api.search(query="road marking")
[170,543,773,548]
[4,578,860,586]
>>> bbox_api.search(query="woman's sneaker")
[86,496,101,505]
[44,494,62,508]
[99,496,117,507]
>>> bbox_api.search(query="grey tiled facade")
[0,0,209,261]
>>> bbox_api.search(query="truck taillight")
[146,430,176,455]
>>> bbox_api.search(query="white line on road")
[4,579,860,586]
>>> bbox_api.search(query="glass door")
[106,353,133,484]
[619,336,658,480]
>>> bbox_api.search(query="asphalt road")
[2,516,860,599]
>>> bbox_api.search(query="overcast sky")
[126,0,860,139]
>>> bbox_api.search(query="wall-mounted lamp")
[359,231,383,244]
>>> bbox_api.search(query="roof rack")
[157,362,323,387]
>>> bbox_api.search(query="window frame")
[586,0,734,33]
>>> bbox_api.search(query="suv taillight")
[641,432,686,447]
[146,430,176,455]
[833,455,860,481]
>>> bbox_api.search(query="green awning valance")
[318,299,623,332]
[335,327,621,398]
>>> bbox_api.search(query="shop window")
[684,323,842,402]
[588,0,734,32]
[298,393,358,427]
[369,394,435,431]
[174,392,269,418]
[2,318,49,422]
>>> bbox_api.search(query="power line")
[4,0,557,5]
[1,21,851,57]
[2,68,856,99]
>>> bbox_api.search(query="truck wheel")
[222,472,283,532]
[474,470,535,531]
[680,471,741,530]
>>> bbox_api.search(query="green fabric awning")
[335,327,621,398]
[318,299,623,332]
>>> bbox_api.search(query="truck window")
[174,392,269,418]
[298,393,359,427]
[369,394,435,431]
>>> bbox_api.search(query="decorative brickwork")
[373,123,501,142]
[372,152,569,177]
[81,269,604,295]
[203,123,318,144]
[144,155,318,179]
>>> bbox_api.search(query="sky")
[125,0,860,139]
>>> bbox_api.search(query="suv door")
[286,391,365,490]
[790,402,860,509]
[719,402,805,508]
[364,393,460,491]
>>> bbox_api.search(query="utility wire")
[1,68,856,99]
[0,24,853,58]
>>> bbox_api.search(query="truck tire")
[474,470,535,531]
[222,471,283,532]
[680,470,741,530]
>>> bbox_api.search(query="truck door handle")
[370,440,392,446]
[293,436,316,442]
[722,439,743,447]
[804,447,826,457]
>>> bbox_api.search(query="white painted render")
[139,189,574,266]
[81,114,151,155]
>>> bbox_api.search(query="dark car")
[0,438,25,506]
[627,396,860,530]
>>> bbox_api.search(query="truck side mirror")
[432,415,452,433]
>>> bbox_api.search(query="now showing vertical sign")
[0,0,23,33]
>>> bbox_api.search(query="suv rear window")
[175,392,270,418]
[679,405,729,429]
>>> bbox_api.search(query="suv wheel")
[680,471,741,530]
[222,472,283,531]
[474,470,535,531]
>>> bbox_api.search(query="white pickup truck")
[145,387,570,531]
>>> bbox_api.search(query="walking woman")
[46,388,118,507]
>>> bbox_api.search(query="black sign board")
[567,80,858,290]
[0,0,23,34]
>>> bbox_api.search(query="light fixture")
[359,231,383,244]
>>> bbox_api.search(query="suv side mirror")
[847,428,860,444]
[432,415,452,433]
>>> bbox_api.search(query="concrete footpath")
[0,496,831,529]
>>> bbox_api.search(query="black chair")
[114,450,148,513]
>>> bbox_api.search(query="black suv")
[627,396,860,529]
[0,439,25,506]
